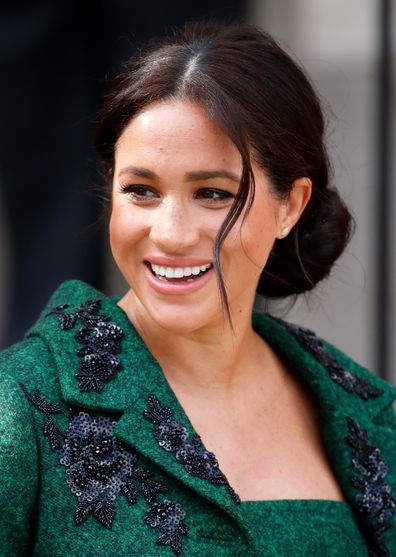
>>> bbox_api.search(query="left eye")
[120,184,159,199]
[195,188,234,202]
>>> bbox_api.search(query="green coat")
[1,280,395,557]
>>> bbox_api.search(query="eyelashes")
[120,184,158,199]
[119,184,235,205]
[194,188,234,202]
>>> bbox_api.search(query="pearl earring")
[278,227,290,239]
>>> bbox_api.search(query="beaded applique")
[46,299,124,393]
[273,318,383,400]
[346,417,395,557]
[21,385,188,555]
[145,501,188,554]
[20,383,65,449]
[144,394,241,504]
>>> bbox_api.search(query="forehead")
[114,100,242,173]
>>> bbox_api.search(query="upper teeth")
[150,263,212,278]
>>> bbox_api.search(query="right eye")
[119,184,159,201]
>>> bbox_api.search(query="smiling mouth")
[145,262,213,283]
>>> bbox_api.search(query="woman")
[1,22,395,557]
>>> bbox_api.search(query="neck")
[119,292,272,400]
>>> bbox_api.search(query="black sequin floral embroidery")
[46,299,124,392]
[144,394,241,505]
[346,417,395,557]
[21,385,189,555]
[60,412,169,527]
[273,318,383,400]
[145,500,188,554]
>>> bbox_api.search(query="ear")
[276,177,312,239]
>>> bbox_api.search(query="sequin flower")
[47,300,124,392]
[21,385,190,554]
[145,394,241,504]
[346,417,396,556]
[59,412,167,528]
[273,318,383,400]
[145,500,188,555]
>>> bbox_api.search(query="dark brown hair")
[95,22,354,315]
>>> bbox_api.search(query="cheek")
[109,205,125,251]
[223,207,278,274]
[109,203,146,260]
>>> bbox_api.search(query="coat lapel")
[252,312,396,556]
[28,280,396,554]
[27,280,245,529]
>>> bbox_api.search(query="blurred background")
[0,0,394,385]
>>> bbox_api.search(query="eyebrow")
[118,166,240,183]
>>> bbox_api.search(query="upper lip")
[145,257,212,267]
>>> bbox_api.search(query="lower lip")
[143,264,214,296]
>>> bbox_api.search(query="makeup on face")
[110,100,282,332]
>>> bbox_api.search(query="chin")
[121,286,220,335]
[145,300,223,335]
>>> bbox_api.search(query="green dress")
[0,280,395,557]
[240,500,367,555]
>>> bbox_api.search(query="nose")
[149,200,200,253]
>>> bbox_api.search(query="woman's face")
[110,100,293,333]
